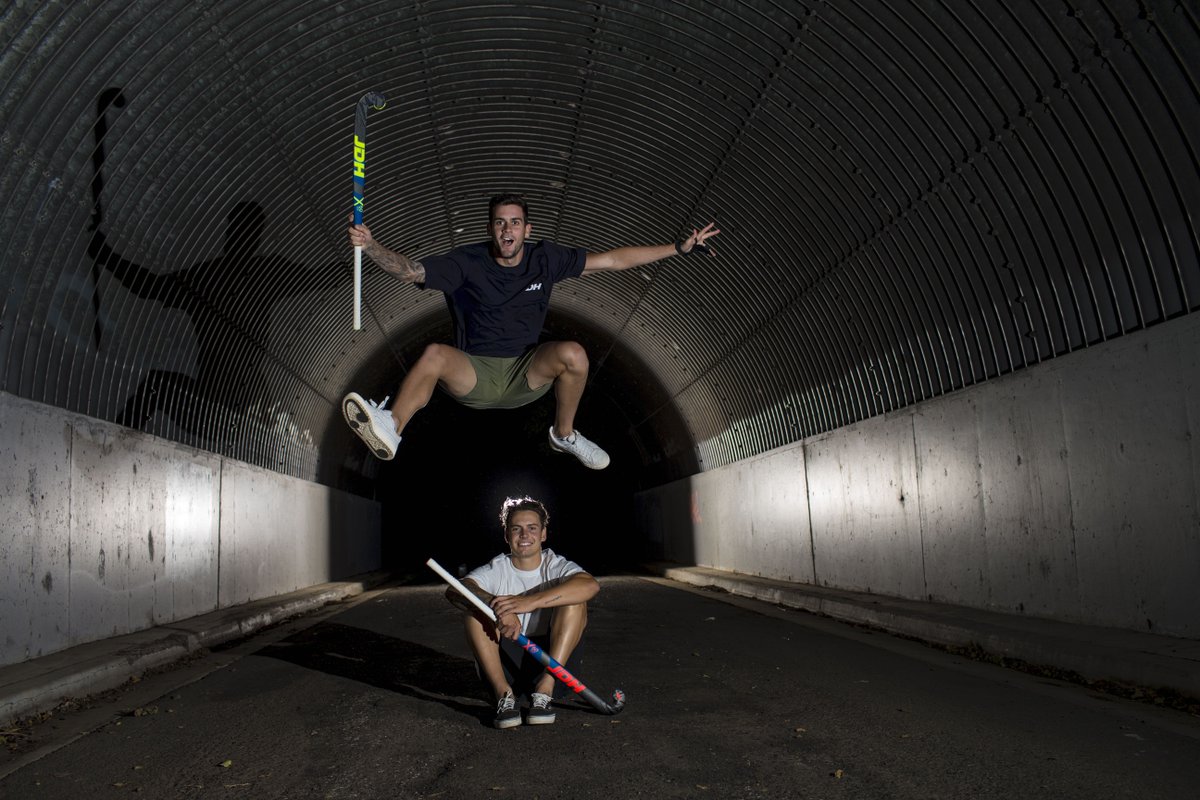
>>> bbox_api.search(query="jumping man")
[342,193,720,469]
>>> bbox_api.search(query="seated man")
[447,496,599,729]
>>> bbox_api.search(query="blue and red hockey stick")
[427,558,626,715]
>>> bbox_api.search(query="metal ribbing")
[1,1,1197,485]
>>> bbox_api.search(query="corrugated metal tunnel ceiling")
[2,1,1197,493]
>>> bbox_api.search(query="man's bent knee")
[416,343,456,370]
[551,602,588,632]
[415,343,476,394]
[557,341,588,370]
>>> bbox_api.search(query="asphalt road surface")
[3,576,1198,799]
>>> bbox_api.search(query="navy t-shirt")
[419,240,587,357]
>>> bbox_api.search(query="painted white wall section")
[0,402,72,664]
[0,393,380,668]
[1060,328,1199,635]
[912,394,988,608]
[807,417,926,599]
[217,460,378,607]
[744,446,814,584]
[975,371,1079,618]
[640,313,1200,638]
[67,419,222,644]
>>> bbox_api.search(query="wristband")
[675,238,710,257]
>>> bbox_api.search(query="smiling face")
[489,203,531,266]
[505,509,547,560]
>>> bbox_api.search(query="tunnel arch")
[1,1,1197,494]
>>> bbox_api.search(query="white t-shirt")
[466,548,583,636]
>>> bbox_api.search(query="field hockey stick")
[352,91,386,330]
[426,558,626,715]
[88,87,126,348]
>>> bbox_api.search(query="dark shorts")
[477,634,588,702]
[455,349,552,410]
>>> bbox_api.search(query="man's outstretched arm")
[582,222,720,275]
[88,229,176,300]
[349,223,426,283]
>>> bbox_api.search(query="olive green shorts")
[455,349,553,410]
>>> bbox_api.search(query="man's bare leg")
[533,602,588,697]
[388,343,478,434]
[528,340,610,469]
[463,614,511,700]
[526,340,588,438]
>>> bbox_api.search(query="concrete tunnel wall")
[2,2,1200,664]
[638,311,1200,638]
[0,390,380,668]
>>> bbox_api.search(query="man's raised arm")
[349,222,426,284]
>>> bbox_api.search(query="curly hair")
[499,495,549,531]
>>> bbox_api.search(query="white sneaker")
[548,426,610,470]
[342,392,401,460]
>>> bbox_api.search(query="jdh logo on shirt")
[525,283,543,292]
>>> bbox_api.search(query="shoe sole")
[548,431,610,470]
[342,395,397,460]
[494,716,523,729]
[526,713,556,725]
[548,444,610,470]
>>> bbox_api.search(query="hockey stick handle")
[354,247,362,330]
[426,558,625,714]
[427,557,497,620]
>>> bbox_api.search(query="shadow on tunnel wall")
[86,87,349,476]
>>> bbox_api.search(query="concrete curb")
[652,564,1200,701]
[0,571,393,728]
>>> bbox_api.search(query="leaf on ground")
[220,759,234,768]
[833,769,844,779]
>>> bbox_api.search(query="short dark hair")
[488,193,528,224]
[499,495,549,530]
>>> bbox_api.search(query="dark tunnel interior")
[340,308,698,576]
[2,1,1199,581]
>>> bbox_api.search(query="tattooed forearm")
[367,244,426,284]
